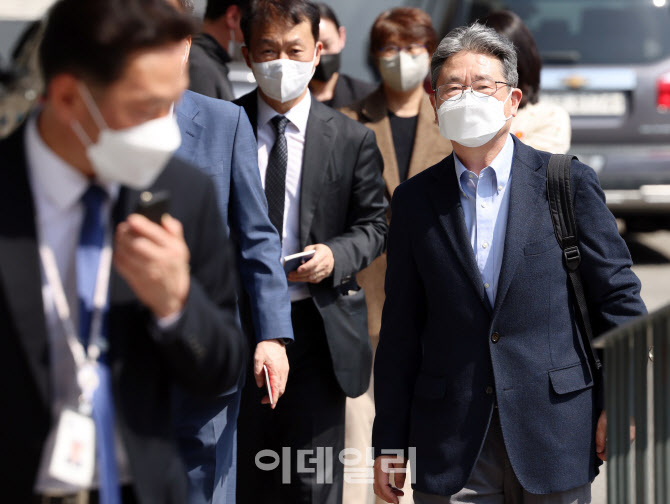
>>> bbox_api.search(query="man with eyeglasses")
[372,23,646,504]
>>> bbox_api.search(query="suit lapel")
[0,126,50,407]
[360,89,400,198]
[299,98,336,249]
[428,157,491,313]
[175,92,205,165]
[492,138,547,316]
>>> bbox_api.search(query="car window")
[466,0,670,65]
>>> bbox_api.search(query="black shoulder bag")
[546,154,603,376]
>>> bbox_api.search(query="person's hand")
[114,214,190,319]
[596,410,607,461]
[595,410,636,462]
[254,339,289,408]
[287,244,334,284]
[373,455,407,504]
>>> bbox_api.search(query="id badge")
[48,409,95,487]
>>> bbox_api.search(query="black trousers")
[237,299,346,504]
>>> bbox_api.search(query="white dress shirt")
[25,115,132,493]
[256,91,312,302]
[454,133,515,307]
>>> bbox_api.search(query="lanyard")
[39,233,113,415]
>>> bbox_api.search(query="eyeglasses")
[434,78,512,102]
[377,43,427,58]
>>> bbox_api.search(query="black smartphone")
[134,190,171,224]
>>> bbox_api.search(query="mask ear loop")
[229,29,237,50]
[70,120,93,147]
[76,82,109,132]
[502,88,515,121]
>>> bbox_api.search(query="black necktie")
[265,115,290,241]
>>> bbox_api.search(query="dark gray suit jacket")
[235,91,388,398]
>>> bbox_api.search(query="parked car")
[445,0,670,232]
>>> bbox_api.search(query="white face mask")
[437,90,513,148]
[378,51,429,92]
[251,49,316,103]
[71,83,181,189]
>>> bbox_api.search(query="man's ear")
[510,87,523,117]
[226,4,241,30]
[314,41,323,67]
[181,38,192,72]
[338,26,347,51]
[429,92,438,123]
[47,74,85,125]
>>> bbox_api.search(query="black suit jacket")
[0,125,246,503]
[235,91,387,397]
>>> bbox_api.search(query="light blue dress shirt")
[454,134,515,307]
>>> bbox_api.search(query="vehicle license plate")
[541,92,627,116]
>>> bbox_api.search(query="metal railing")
[593,305,670,504]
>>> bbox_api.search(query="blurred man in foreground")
[0,0,245,501]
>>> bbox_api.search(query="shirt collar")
[25,112,118,211]
[454,133,515,199]
[257,89,312,135]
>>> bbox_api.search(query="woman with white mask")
[339,7,452,504]
[483,10,572,154]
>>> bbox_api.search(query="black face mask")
[312,52,341,82]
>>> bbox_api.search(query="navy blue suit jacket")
[373,136,646,496]
[175,90,293,344]
[173,91,292,503]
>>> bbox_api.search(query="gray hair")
[430,23,518,91]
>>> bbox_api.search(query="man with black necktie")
[233,1,387,502]
[0,0,246,502]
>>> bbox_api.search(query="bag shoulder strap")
[547,154,602,372]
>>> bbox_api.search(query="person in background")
[0,0,246,501]
[484,10,571,154]
[373,22,645,504]
[309,2,375,109]
[0,21,45,139]
[188,0,248,100]
[234,1,387,502]
[340,8,452,503]
[167,1,294,503]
